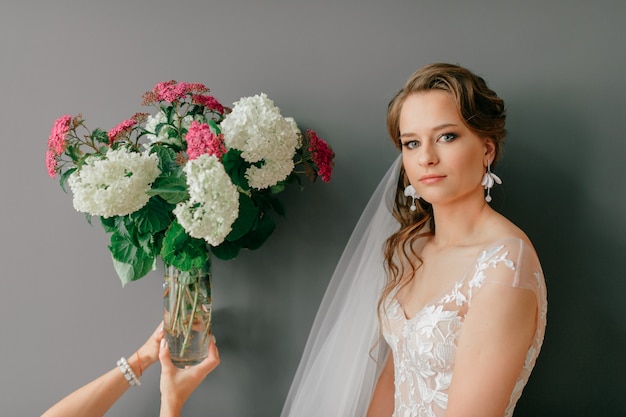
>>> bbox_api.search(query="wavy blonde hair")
[378,63,507,321]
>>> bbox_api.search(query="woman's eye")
[402,140,420,149]
[438,133,457,143]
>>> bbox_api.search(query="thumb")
[159,338,174,371]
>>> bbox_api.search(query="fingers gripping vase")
[163,265,212,367]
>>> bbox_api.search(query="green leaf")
[129,197,173,234]
[147,175,189,204]
[156,123,178,141]
[226,194,258,241]
[250,191,285,217]
[108,216,134,240]
[92,128,109,144]
[163,105,175,122]
[222,149,250,190]
[187,104,203,117]
[211,239,241,260]
[59,167,77,193]
[136,232,154,256]
[108,229,155,285]
[241,214,276,250]
[286,172,304,187]
[208,119,221,134]
[151,145,179,173]
[269,182,286,194]
[100,216,117,233]
[109,230,148,264]
[66,144,83,163]
[111,256,154,287]
[161,221,209,272]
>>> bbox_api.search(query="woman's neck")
[429,195,494,248]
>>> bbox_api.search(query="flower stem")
[201,305,213,345]
[180,281,200,358]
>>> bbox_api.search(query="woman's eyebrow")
[399,123,459,138]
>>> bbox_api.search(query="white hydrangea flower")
[144,111,173,144]
[145,111,203,146]
[221,93,300,189]
[173,154,239,246]
[246,158,295,190]
[68,147,161,218]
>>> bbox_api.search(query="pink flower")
[186,83,209,93]
[47,115,72,155]
[307,129,335,182]
[153,81,209,103]
[185,121,226,160]
[192,94,225,114]
[108,119,136,144]
[141,90,159,106]
[45,149,57,178]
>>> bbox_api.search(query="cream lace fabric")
[382,237,547,417]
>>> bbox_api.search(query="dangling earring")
[481,161,502,203]
[404,184,420,211]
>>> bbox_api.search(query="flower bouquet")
[46,81,334,365]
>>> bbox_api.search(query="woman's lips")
[419,174,445,184]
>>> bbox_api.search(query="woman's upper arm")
[445,282,538,417]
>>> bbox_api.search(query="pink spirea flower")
[185,121,226,160]
[45,149,57,178]
[48,115,72,155]
[307,129,335,182]
[153,81,209,103]
[192,95,225,114]
[108,119,136,144]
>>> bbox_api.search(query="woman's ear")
[483,138,497,165]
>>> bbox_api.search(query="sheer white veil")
[280,155,402,417]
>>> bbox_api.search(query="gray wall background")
[1,1,624,416]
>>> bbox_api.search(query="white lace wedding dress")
[382,237,547,417]
[280,157,547,417]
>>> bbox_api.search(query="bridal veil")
[280,156,402,417]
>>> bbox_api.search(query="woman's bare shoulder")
[482,211,534,249]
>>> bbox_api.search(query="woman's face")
[399,90,494,206]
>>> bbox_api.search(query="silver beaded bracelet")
[116,357,142,387]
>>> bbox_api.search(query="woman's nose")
[418,143,438,166]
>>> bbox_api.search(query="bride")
[281,63,547,417]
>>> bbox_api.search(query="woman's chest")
[384,300,464,372]
[395,245,478,319]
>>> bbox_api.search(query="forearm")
[41,367,131,417]
[42,349,155,417]
[159,396,183,417]
[366,355,395,417]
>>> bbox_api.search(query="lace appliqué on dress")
[382,241,546,417]
[385,301,462,417]
[467,244,515,302]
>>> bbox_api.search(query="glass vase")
[163,265,212,367]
